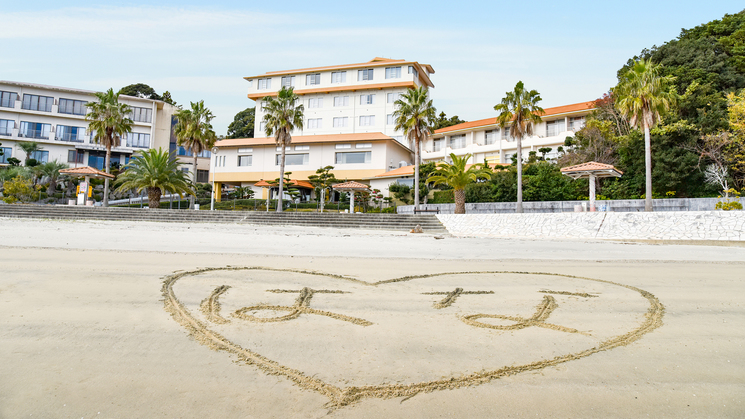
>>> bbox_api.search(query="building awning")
[560,161,623,179]
[254,179,314,189]
[59,166,115,179]
[332,181,370,191]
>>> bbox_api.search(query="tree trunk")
[191,154,198,209]
[644,123,653,212]
[148,187,161,209]
[103,146,111,207]
[277,138,286,212]
[414,138,420,211]
[454,188,466,214]
[515,135,523,213]
[320,187,325,212]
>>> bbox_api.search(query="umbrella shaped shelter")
[560,162,622,211]
[332,181,370,213]
[59,166,115,205]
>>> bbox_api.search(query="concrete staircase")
[0,204,447,232]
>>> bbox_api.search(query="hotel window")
[261,100,272,111]
[386,92,401,103]
[485,130,497,145]
[295,145,309,151]
[308,98,323,108]
[0,91,18,108]
[198,149,211,158]
[127,132,151,148]
[56,125,86,143]
[333,117,348,128]
[0,147,11,164]
[503,127,513,141]
[336,151,371,164]
[433,138,445,152]
[130,107,153,123]
[0,119,13,136]
[197,170,209,182]
[276,153,309,165]
[449,134,466,149]
[67,150,84,163]
[546,119,566,137]
[237,155,252,166]
[355,143,372,149]
[408,66,418,78]
[258,78,271,90]
[569,116,586,131]
[333,96,349,107]
[58,98,87,116]
[360,94,375,105]
[281,76,295,88]
[306,73,321,86]
[22,94,53,112]
[307,118,322,129]
[19,121,51,139]
[386,114,394,125]
[358,69,374,81]
[331,71,346,83]
[335,144,351,149]
[359,115,375,126]
[30,150,49,163]
[258,121,266,132]
[385,66,401,79]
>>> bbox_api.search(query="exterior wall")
[0,81,174,171]
[436,211,745,241]
[247,59,434,144]
[424,108,591,165]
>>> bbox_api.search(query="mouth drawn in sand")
[163,267,664,408]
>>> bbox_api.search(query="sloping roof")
[433,101,596,135]
[332,181,370,190]
[254,179,314,189]
[59,166,115,179]
[560,161,623,179]
[372,162,508,179]
[215,132,412,152]
[244,57,434,88]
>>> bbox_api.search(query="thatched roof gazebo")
[561,162,622,211]
[332,181,369,213]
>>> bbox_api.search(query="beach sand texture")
[1,218,743,418]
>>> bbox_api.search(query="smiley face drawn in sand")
[163,267,664,408]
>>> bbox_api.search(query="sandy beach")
[1,218,743,418]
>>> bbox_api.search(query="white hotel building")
[0,81,211,182]
[211,58,435,200]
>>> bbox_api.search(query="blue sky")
[2,1,743,135]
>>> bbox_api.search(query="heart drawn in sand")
[162,267,664,408]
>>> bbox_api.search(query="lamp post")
[210,146,218,211]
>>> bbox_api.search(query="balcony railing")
[56,133,85,143]
[18,129,50,140]
[0,129,11,136]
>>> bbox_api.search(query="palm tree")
[393,86,436,210]
[34,160,69,197]
[427,153,492,214]
[18,141,42,165]
[494,81,544,213]
[262,87,304,212]
[86,88,133,207]
[174,100,217,209]
[615,59,676,212]
[115,148,194,209]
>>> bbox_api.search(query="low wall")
[398,198,720,214]
[437,211,745,241]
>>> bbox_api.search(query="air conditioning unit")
[398,161,408,168]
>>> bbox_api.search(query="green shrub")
[431,189,454,203]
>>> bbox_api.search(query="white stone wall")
[437,211,745,241]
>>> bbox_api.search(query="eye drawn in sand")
[162,267,664,409]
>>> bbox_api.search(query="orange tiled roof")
[560,161,623,177]
[433,101,596,134]
[247,81,417,99]
[59,166,115,179]
[215,132,411,152]
[332,181,370,190]
[254,179,314,189]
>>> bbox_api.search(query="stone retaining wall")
[437,211,745,241]
[399,197,721,214]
